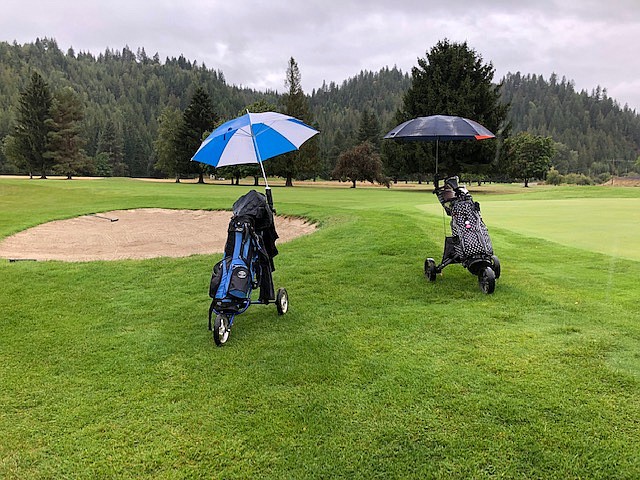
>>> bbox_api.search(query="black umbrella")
[384,115,495,177]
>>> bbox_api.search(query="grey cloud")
[1,0,639,110]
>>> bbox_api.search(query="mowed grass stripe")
[419,196,640,261]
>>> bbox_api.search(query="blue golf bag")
[208,190,288,346]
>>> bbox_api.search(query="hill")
[0,38,277,176]
[501,72,640,176]
[1,38,639,179]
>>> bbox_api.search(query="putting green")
[419,197,640,261]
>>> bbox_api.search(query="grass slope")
[1,178,639,479]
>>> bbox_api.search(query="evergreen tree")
[357,109,381,150]
[178,86,218,183]
[310,67,411,174]
[1,135,29,175]
[14,72,53,178]
[97,119,126,176]
[3,38,639,182]
[154,106,184,182]
[391,39,509,182]
[326,130,349,177]
[500,72,640,177]
[270,57,318,186]
[124,129,150,177]
[94,152,112,176]
[45,87,86,179]
[381,139,410,183]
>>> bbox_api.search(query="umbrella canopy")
[192,111,318,171]
[384,115,495,142]
[384,115,495,177]
[191,111,318,208]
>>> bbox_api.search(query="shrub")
[564,173,593,185]
[545,167,563,185]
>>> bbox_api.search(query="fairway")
[419,196,640,261]
[1,178,639,479]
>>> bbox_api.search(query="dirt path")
[0,208,316,262]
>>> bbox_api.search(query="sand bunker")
[0,208,316,262]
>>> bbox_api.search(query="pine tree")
[45,87,86,179]
[154,106,184,182]
[1,135,29,175]
[357,109,381,150]
[500,72,640,177]
[97,119,126,176]
[178,86,218,183]
[3,38,639,181]
[392,39,509,182]
[14,72,53,178]
[270,57,318,186]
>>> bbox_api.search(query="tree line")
[1,37,639,185]
[0,38,278,179]
[501,72,640,179]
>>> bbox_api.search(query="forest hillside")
[1,38,639,179]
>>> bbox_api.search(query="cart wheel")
[424,258,437,282]
[213,314,230,346]
[478,267,496,294]
[491,255,501,279]
[276,288,289,315]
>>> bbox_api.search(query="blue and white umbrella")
[191,111,319,190]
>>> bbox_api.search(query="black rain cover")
[232,189,274,231]
[230,190,279,272]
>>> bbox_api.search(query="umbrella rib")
[252,120,285,137]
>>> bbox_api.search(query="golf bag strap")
[232,230,243,259]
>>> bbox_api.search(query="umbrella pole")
[435,139,438,176]
[247,109,274,211]
[257,159,270,189]
[258,160,275,212]
[434,139,439,187]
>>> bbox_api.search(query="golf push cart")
[208,189,288,346]
[424,176,501,294]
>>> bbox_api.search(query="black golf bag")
[208,190,288,345]
[425,176,500,294]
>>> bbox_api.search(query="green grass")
[1,178,639,479]
[419,185,640,261]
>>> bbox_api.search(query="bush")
[545,167,563,185]
[564,173,593,185]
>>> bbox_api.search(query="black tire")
[276,288,289,315]
[213,314,230,346]
[492,255,501,279]
[424,258,437,282]
[479,267,496,294]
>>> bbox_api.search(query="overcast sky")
[3,0,639,111]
